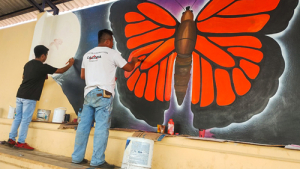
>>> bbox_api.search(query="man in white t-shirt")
[72,29,140,168]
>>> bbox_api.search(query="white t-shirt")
[81,47,127,97]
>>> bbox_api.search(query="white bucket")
[36,109,51,121]
[52,107,67,123]
[7,106,16,119]
[121,137,154,169]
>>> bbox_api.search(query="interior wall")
[0,22,36,118]
[0,19,76,122]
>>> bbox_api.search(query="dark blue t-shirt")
[16,60,57,100]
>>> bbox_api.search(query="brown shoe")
[13,142,34,150]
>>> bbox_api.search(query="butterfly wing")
[191,0,298,128]
[196,0,297,34]
[110,0,178,126]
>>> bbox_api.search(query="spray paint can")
[199,129,206,137]
[168,119,174,135]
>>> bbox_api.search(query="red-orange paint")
[165,53,176,101]
[127,28,175,49]
[228,47,263,63]
[145,65,159,101]
[195,35,235,67]
[219,0,280,16]
[232,68,251,96]
[125,12,145,23]
[134,73,147,98]
[197,14,270,33]
[122,0,274,106]
[192,52,201,104]
[200,58,214,107]
[240,59,260,79]
[215,69,236,106]
[197,0,235,21]
[128,41,163,62]
[125,61,141,78]
[156,58,168,101]
[208,36,262,49]
[141,38,175,70]
[138,2,177,26]
[125,21,160,38]
[127,69,141,91]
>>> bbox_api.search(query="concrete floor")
[0,142,120,169]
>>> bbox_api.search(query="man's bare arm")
[122,57,141,72]
[81,68,85,80]
[55,58,75,74]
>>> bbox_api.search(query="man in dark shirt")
[5,45,74,150]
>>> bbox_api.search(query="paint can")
[121,137,154,169]
[36,109,51,121]
[52,107,67,123]
[160,125,165,134]
[157,124,161,133]
[64,114,70,122]
[7,106,16,119]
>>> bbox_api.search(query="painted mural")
[30,0,300,145]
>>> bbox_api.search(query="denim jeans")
[9,97,37,143]
[72,88,113,166]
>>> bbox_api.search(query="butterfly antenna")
[191,0,198,9]
[174,0,185,10]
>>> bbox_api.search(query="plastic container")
[7,106,15,119]
[121,137,154,169]
[77,108,82,123]
[52,107,67,123]
[168,119,174,135]
[36,109,51,121]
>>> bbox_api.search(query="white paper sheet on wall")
[29,12,81,77]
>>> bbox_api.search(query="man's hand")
[122,57,143,72]
[68,58,75,66]
[131,57,139,64]
[131,57,144,63]
[56,58,75,74]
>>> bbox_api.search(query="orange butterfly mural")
[110,0,298,127]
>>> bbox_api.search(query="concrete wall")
[1,118,300,169]
[0,19,77,121]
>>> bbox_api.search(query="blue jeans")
[9,97,37,143]
[72,88,113,166]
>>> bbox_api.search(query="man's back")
[17,59,57,101]
[81,46,127,97]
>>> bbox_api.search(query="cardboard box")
[132,132,166,141]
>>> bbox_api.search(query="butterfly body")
[174,7,197,104]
